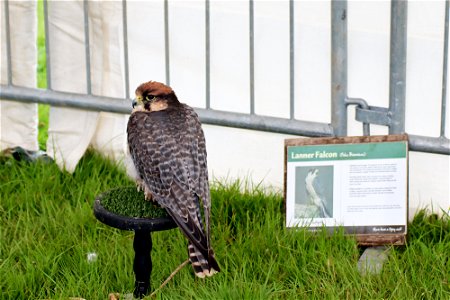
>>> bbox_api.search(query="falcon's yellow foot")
[144,185,154,201]
[144,191,153,201]
[136,182,154,202]
[135,181,145,192]
[108,293,134,300]
[108,293,119,300]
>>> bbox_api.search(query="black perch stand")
[93,188,177,298]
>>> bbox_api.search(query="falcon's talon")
[144,192,153,201]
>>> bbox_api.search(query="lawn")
[1,152,449,299]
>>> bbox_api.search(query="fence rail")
[1,0,449,155]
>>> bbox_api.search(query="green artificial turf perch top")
[100,186,169,219]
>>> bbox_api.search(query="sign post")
[284,135,408,246]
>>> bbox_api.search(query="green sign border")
[288,141,407,162]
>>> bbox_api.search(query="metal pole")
[289,0,295,119]
[164,0,170,86]
[409,134,450,155]
[205,0,211,109]
[196,108,333,137]
[346,97,371,136]
[123,0,130,100]
[249,0,255,115]
[0,84,333,137]
[331,0,348,137]
[4,0,13,86]
[388,0,408,134]
[2,84,449,154]
[43,0,52,90]
[441,0,449,138]
[83,0,92,95]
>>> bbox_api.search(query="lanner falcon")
[126,81,220,278]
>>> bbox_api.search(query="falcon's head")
[132,81,179,112]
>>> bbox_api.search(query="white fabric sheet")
[46,0,128,172]
[0,1,38,152]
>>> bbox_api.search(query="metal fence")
[1,0,449,155]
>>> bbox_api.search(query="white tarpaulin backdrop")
[0,1,38,152]
[45,1,128,172]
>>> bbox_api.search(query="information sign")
[284,135,408,245]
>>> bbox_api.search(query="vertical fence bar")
[43,0,52,90]
[83,0,92,95]
[249,0,255,115]
[441,0,449,137]
[388,0,408,134]
[4,0,13,86]
[205,0,210,109]
[164,0,170,86]
[122,0,130,100]
[331,0,348,137]
[289,0,295,119]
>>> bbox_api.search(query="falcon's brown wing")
[127,105,214,262]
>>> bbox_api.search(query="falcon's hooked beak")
[132,95,143,109]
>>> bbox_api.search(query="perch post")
[93,187,177,298]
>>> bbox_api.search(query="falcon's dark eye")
[145,95,155,101]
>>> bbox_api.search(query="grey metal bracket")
[345,97,395,136]
[345,97,372,136]
[355,105,392,127]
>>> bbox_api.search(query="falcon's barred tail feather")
[188,243,220,278]
[159,187,221,277]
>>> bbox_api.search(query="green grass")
[1,153,449,299]
[37,0,49,150]
[100,187,169,219]
[37,0,46,89]
[38,104,49,150]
